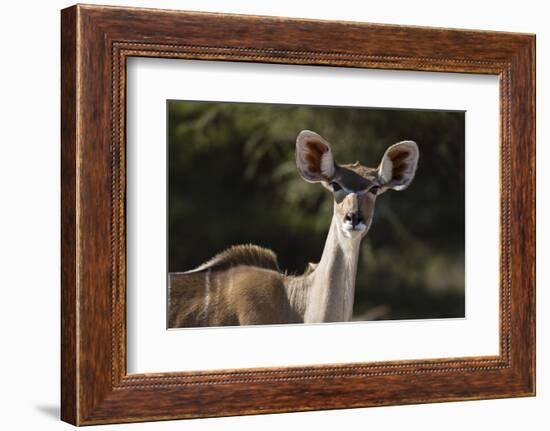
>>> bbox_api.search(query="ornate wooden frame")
[61,4,535,425]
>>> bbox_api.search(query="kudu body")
[168,131,419,327]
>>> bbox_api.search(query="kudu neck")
[292,214,363,323]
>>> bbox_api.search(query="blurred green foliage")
[168,100,465,320]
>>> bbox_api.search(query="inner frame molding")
[61,4,534,425]
[126,58,501,373]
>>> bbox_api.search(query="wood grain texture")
[60,6,78,425]
[60,4,536,425]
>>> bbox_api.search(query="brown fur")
[168,245,300,328]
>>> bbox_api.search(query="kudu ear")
[295,130,336,183]
[378,140,419,191]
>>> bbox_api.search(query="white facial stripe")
[336,185,371,196]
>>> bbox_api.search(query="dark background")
[167,100,465,321]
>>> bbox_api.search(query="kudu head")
[296,130,419,241]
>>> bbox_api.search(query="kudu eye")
[369,185,381,195]
[329,182,342,191]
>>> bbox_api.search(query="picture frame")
[60,4,535,425]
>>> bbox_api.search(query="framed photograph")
[61,4,535,425]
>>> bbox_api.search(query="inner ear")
[296,130,335,183]
[389,148,414,182]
